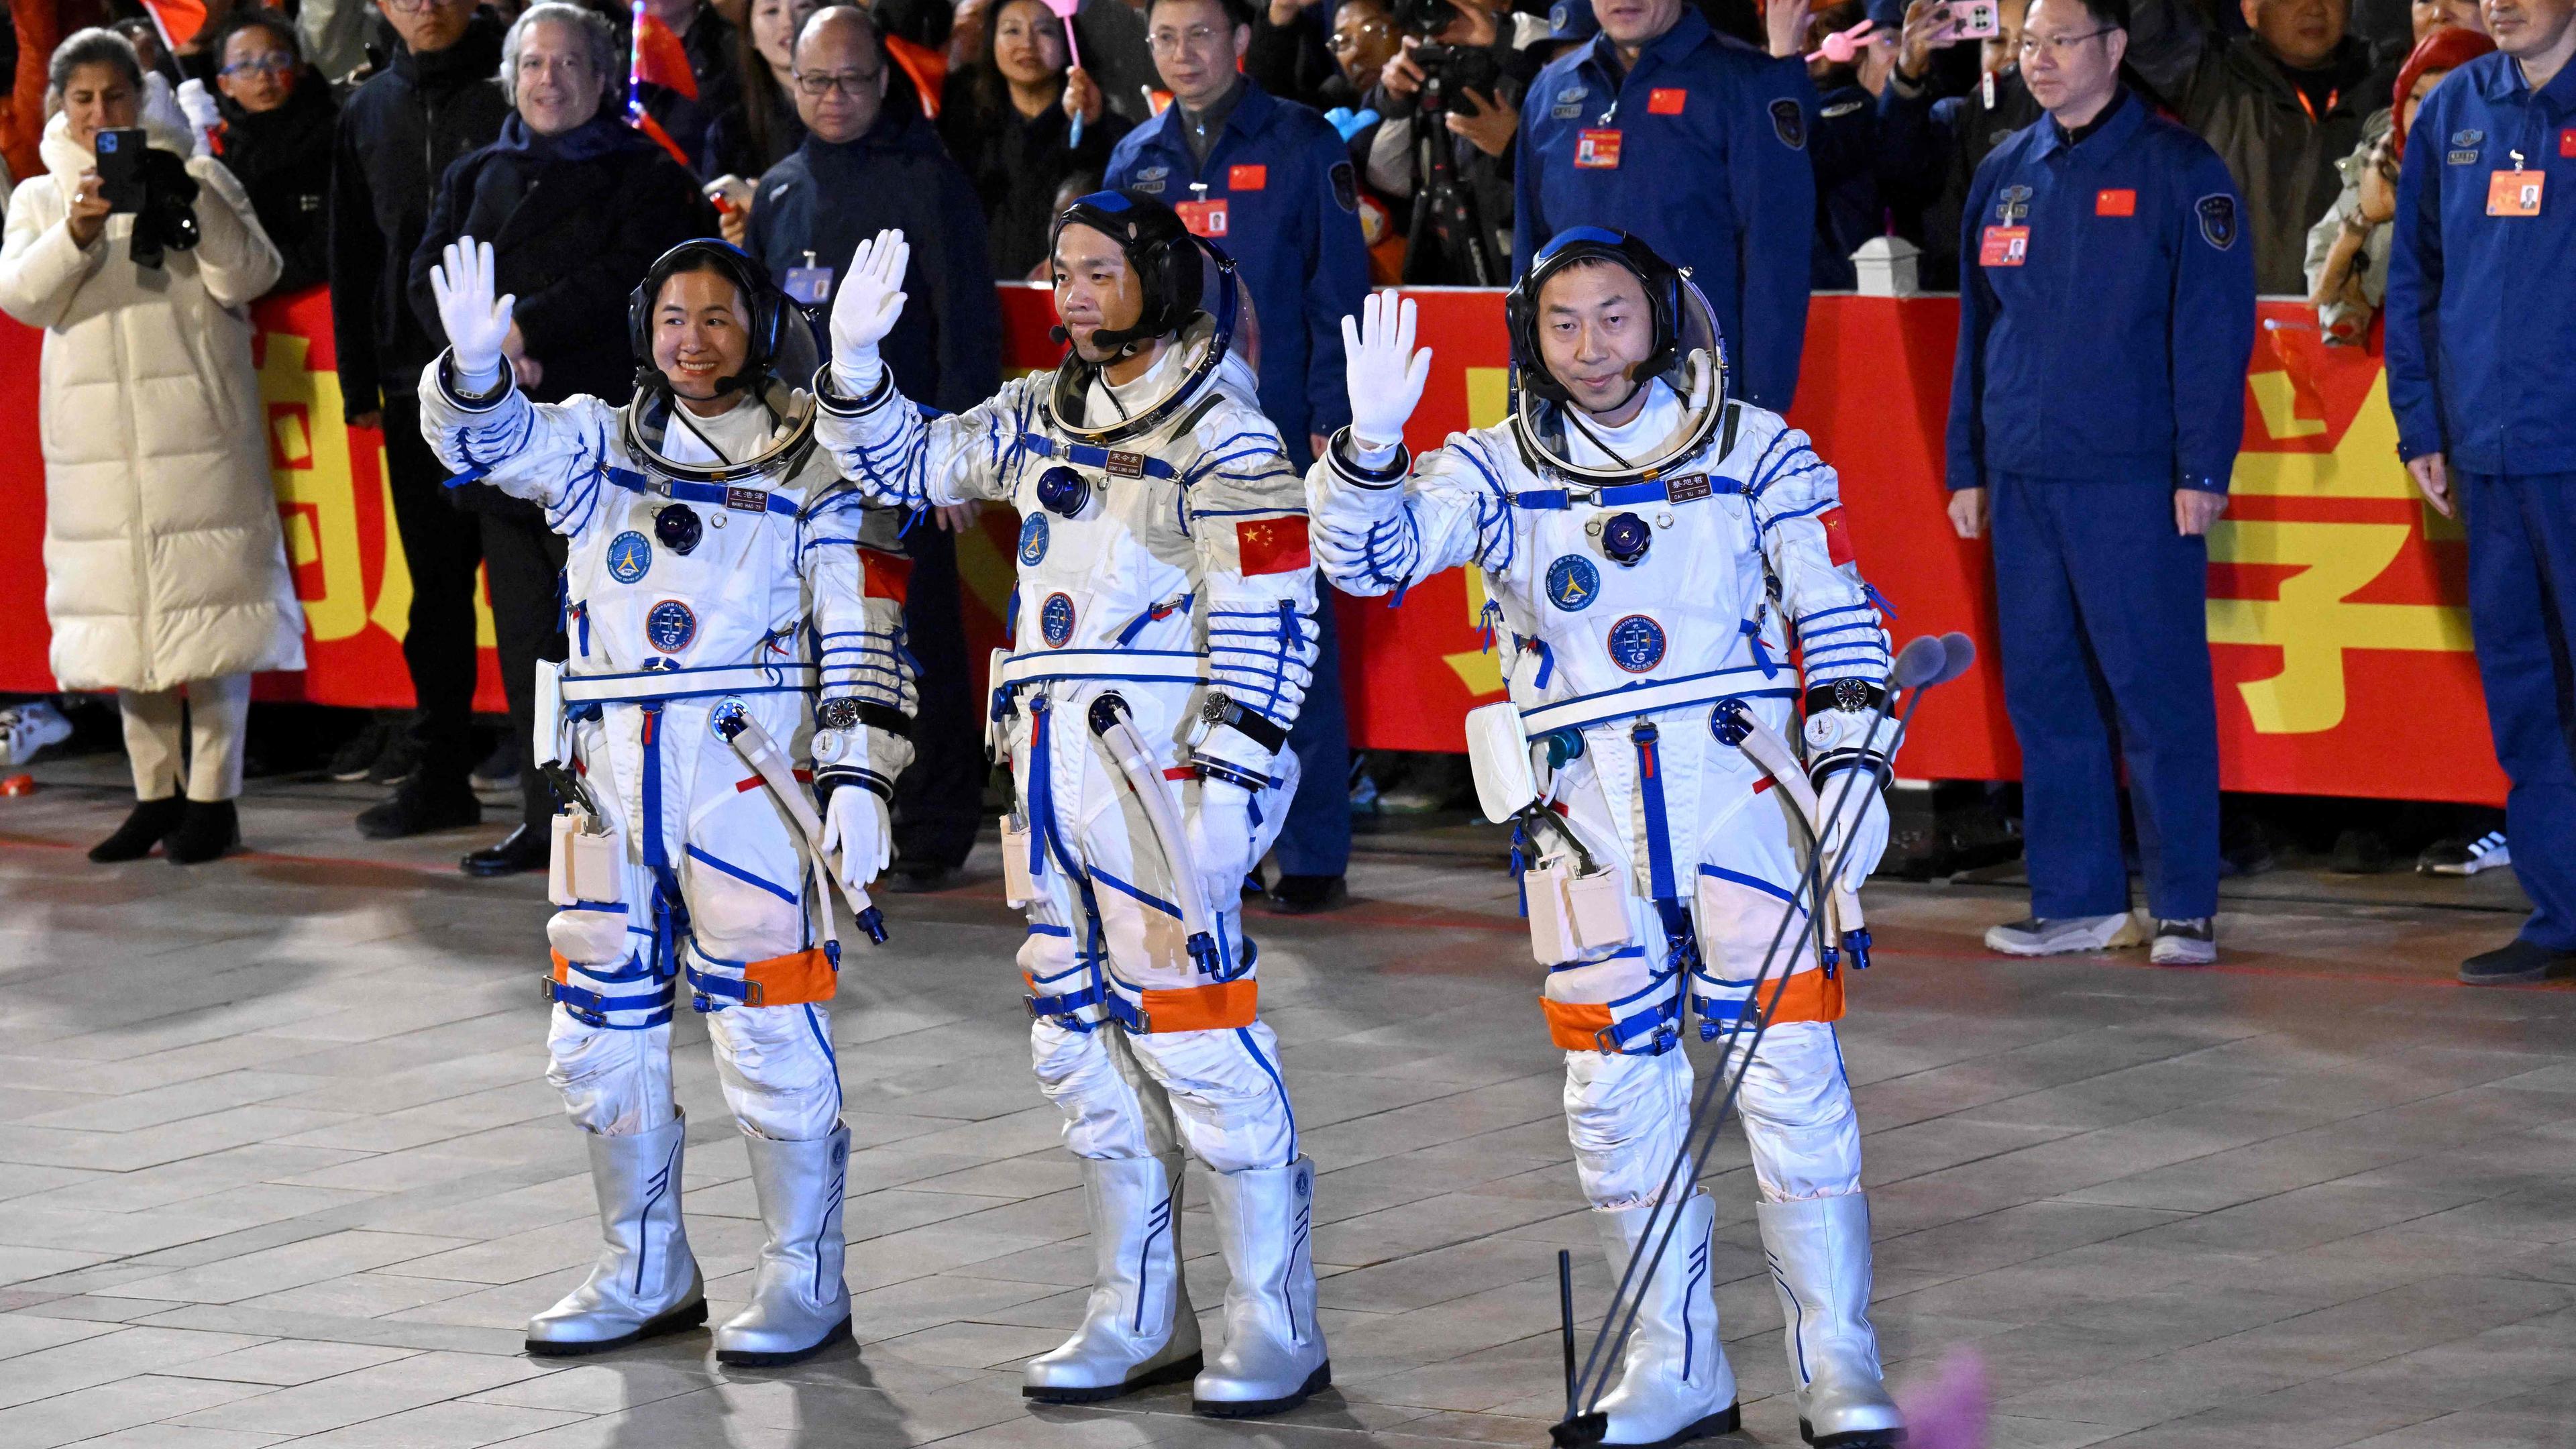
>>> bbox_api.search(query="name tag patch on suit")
[783,266,833,305]
[2489,168,2545,216]
[1980,225,2029,266]
[1177,199,1230,235]
[1576,129,1623,168]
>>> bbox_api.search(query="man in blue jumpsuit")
[1944,0,2254,967]
[1107,0,1371,911]
[2386,0,2576,985]
[1514,0,1817,410]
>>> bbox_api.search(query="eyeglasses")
[219,52,297,76]
[379,0,472,13]
[1146,23,1228,54]
[2017,27,2113,56]
[792,68,881,95]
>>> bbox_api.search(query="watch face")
[1833,679,1872,714]
[1201,693,1233,725]
[816,697,861,731]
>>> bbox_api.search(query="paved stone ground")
[4,761,2575,1448]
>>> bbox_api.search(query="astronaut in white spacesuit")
[423,236,914,1366]
[1307,230,1904,1449]
[810,192,1329,1418]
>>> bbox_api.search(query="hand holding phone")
[93,128,150,215]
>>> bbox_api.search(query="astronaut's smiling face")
[1536,260,1656,425]
[651,267,755,415]
[1051,223,1148,366]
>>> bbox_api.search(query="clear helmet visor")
[621,314,823,486]
[1512,266,1731,486]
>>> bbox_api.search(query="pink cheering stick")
[1042,0,1089,146]
[1807,16,1875,62]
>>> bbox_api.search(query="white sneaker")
[0,702,70,767]
[2149,917,2216,966]
[2419,832,2510,877]
[1984,912,2144,957]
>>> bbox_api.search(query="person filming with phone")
[0,28,303,867]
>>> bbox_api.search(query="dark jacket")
[938,72,1134,278]
[2176,34,2377,292]
[411,113,719,408]
[747,107,1004,413]
[1948,91,2257,490]
[640,4,743,176]
[702,83,807,181]
[1246,5,1342,112]
[1515,10,1817,409]
[1876,64,2045,290]
[2387,51,2576,474]
[327,13,510,420]
[1366,30,1538,286]
[217,70,339,295]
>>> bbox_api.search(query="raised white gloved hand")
[821,783,892,894]
[1339,287,1433,451]
[1185,781,1256,920]
[428,237,516,392]
[830,227,909,393]
[175,78,219,157]
[1818,769,1889,892]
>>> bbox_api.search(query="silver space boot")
[526,1113,706,1355]
[1758,1193,1902,1448]
[1023,1152,1203,1402]
[1193,1155,1330,1417]
[715,1124,853,1366]
[1590,1189,1739,1447]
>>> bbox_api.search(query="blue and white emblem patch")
[1546,554,1600,612]
[709,697,747,739]
[1019,513,1049,566]
[1040,592,1076,647]
[646,599,697,653]
[606,531,651,584]
[1607,614,1666,673]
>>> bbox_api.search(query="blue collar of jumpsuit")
[2472,48,2576,111]
[2025,86,2145,162]
[1510,475,1746,510]
[1140,77,1283,165]
[600,466,802,517]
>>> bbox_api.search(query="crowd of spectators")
[0,0,2566,979]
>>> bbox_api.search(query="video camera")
[93,128,201,270]
[1409,40,1503,109]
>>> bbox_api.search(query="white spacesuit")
[421,238,915,1366]
[1308,231,1904,1449]
[811,195,1329,1418]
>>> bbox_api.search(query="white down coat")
[0,113,302,692]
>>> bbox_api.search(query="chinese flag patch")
[2095,188,2136,216]
[1228,164,1268,191]
[1648,87,1687,114]
[862,549,913,603]
[1817,507,1856,566]
[1235,516,1311,575]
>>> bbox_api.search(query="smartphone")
[1951,0,2002,38]
[93,127,149,214]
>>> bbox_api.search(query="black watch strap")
[1214,697,1289,754]
[855,701,911,739]
[1804,680,1886,717]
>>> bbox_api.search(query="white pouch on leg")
[1001,810,1041,908]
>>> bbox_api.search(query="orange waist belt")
[1024,971,1261,1034]
[684,945,838,1010]
[1542,968,1843,1053]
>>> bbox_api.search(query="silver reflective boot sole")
[1591,1189,1739,1448]
[716,1124,853,1367]
[1758,1193,1904,1448]
[1193,1155,1330,1418]
[1024,1153,1203,1403]
[527,1113,707,1356]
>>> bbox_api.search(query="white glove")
[822,784,892,895]
[428,237,516,392]
[1339,287,1433,452]
[830,227,909,393]
[1818,769,1889,891]
[175,78,219,156]
[1185,781,1256,920]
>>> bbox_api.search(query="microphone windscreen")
[1890,633,1948,690]
[1049,324,1071,344]
[1937,631,1978,686]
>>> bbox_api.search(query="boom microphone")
[1890,633,1948,691]
[1937,631,1978,687]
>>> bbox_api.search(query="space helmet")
[1042,189,1256,447]
[1503,227,1729,484]
[619,237,822,486]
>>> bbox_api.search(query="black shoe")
[356,782,480,841]
[2460,938,2576,985]
[88,796,187,863]
[879,861,961,894]
[327,719,390,782]
[166,800,240,865]
[462,824,548,877]
[1267,873,1348,914]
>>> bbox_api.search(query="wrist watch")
[815,696,862,731]
[1189,691,1289,754]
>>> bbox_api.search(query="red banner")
[0,286,2507,804]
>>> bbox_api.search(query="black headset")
[1503,227,1686,407]
[627,237,794,399]
[1046,189,1206,356]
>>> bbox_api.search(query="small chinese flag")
[140,0,209,47]
[631,9,698,100]
[1818,507,1856,566]
[885,35,948,119]
[863,550,913,604]
[1236,517,1311,575]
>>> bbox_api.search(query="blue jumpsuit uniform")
[1514,9,1817,411]
[1947,91,2255,924]
[2387,52,2576,954]
[1106,79,1371,882]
